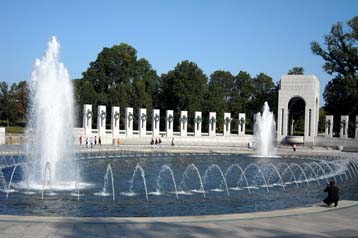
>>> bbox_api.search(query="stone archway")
[288,96,306,136]
[277,75,320,145]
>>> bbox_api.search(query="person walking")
[171,138,175,147]
[79,136,82,146]
[85,137,88,148]
[292,144,297,152]
[90,137,93,149]
[94,136,97,146]
[323,181,339,207]
[98,136,102,146]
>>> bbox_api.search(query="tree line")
[73,46,279,133]
[0,81,28,128]
[0,16,357,136]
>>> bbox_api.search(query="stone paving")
[0,200,357,238]
[0,143,341,156]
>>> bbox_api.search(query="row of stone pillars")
[325,115,358,139]
[83,105,247,137]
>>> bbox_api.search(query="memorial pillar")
[0,127,5,145]
[166,110,174,137]
[238,113,246,136]
[194,111,202,136]
[83,104,93,136]
[111,106,120,138]
[208,112,216,136]
[125,107,134,137]
[355,116,358,140]
[223,113,231,136]
[139,108,147,137]
[325,115,333,138]
[152,109,160,137]
[179,111,188,136]
[97,105,106,137]
[340,115,349,139]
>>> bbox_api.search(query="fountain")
[155,164,179,199]
[127,164,148,201]
[24,36,78,190]
[179,163,206,198]
[0,151,358,216]
[254,102,276,157]
[94,163,115,200]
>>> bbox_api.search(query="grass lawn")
[5,126,25,134]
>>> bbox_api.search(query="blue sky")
[0,0,357,104]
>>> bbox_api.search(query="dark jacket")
[324,185,339,201]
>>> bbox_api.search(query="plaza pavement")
[0,200,357,237]
[0,143,342,157]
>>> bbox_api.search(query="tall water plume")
[254,102,276,157]
[25,36,76,188]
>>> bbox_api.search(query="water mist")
[25,36,77,189]
[254,102,276,157]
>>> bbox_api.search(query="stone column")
[152,109,160,137]
[340,115,349,139]
[97,105,106,137]
[208,112,216,136]
[179,111,188,136]
[139,108,147,137]
[290,119,295,135]
[166,110,174,137]
[238,113,246,136]
[194,111,202,136]
[111,106,120,138]
[277,106,288,143]
[325,115,333,138]
[0,127,5,145]
[303,105,315,144]
[223,112,231,136]
[125,107,134,137]
[355,116,358,140]
[83,104,93,136]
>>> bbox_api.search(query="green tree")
[229,71,254,132]
[0,82,17,126]
[250,73,278,116]
[159,61,208,131]
[14,81,29,122]
[205,70,234,132]
[311,16,358,136]
[311,17,358,78]
[288,67,304,75]
[75,43,159,127]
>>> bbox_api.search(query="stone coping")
[0,200,356,224]
[0,144,345,157]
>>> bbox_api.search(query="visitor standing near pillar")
[86,137,88,148]
[79,136,82,146]
[94,136,97,145]
[90,137,93,149]
[98,136,102,146]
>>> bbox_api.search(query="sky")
[0,0,357,104]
